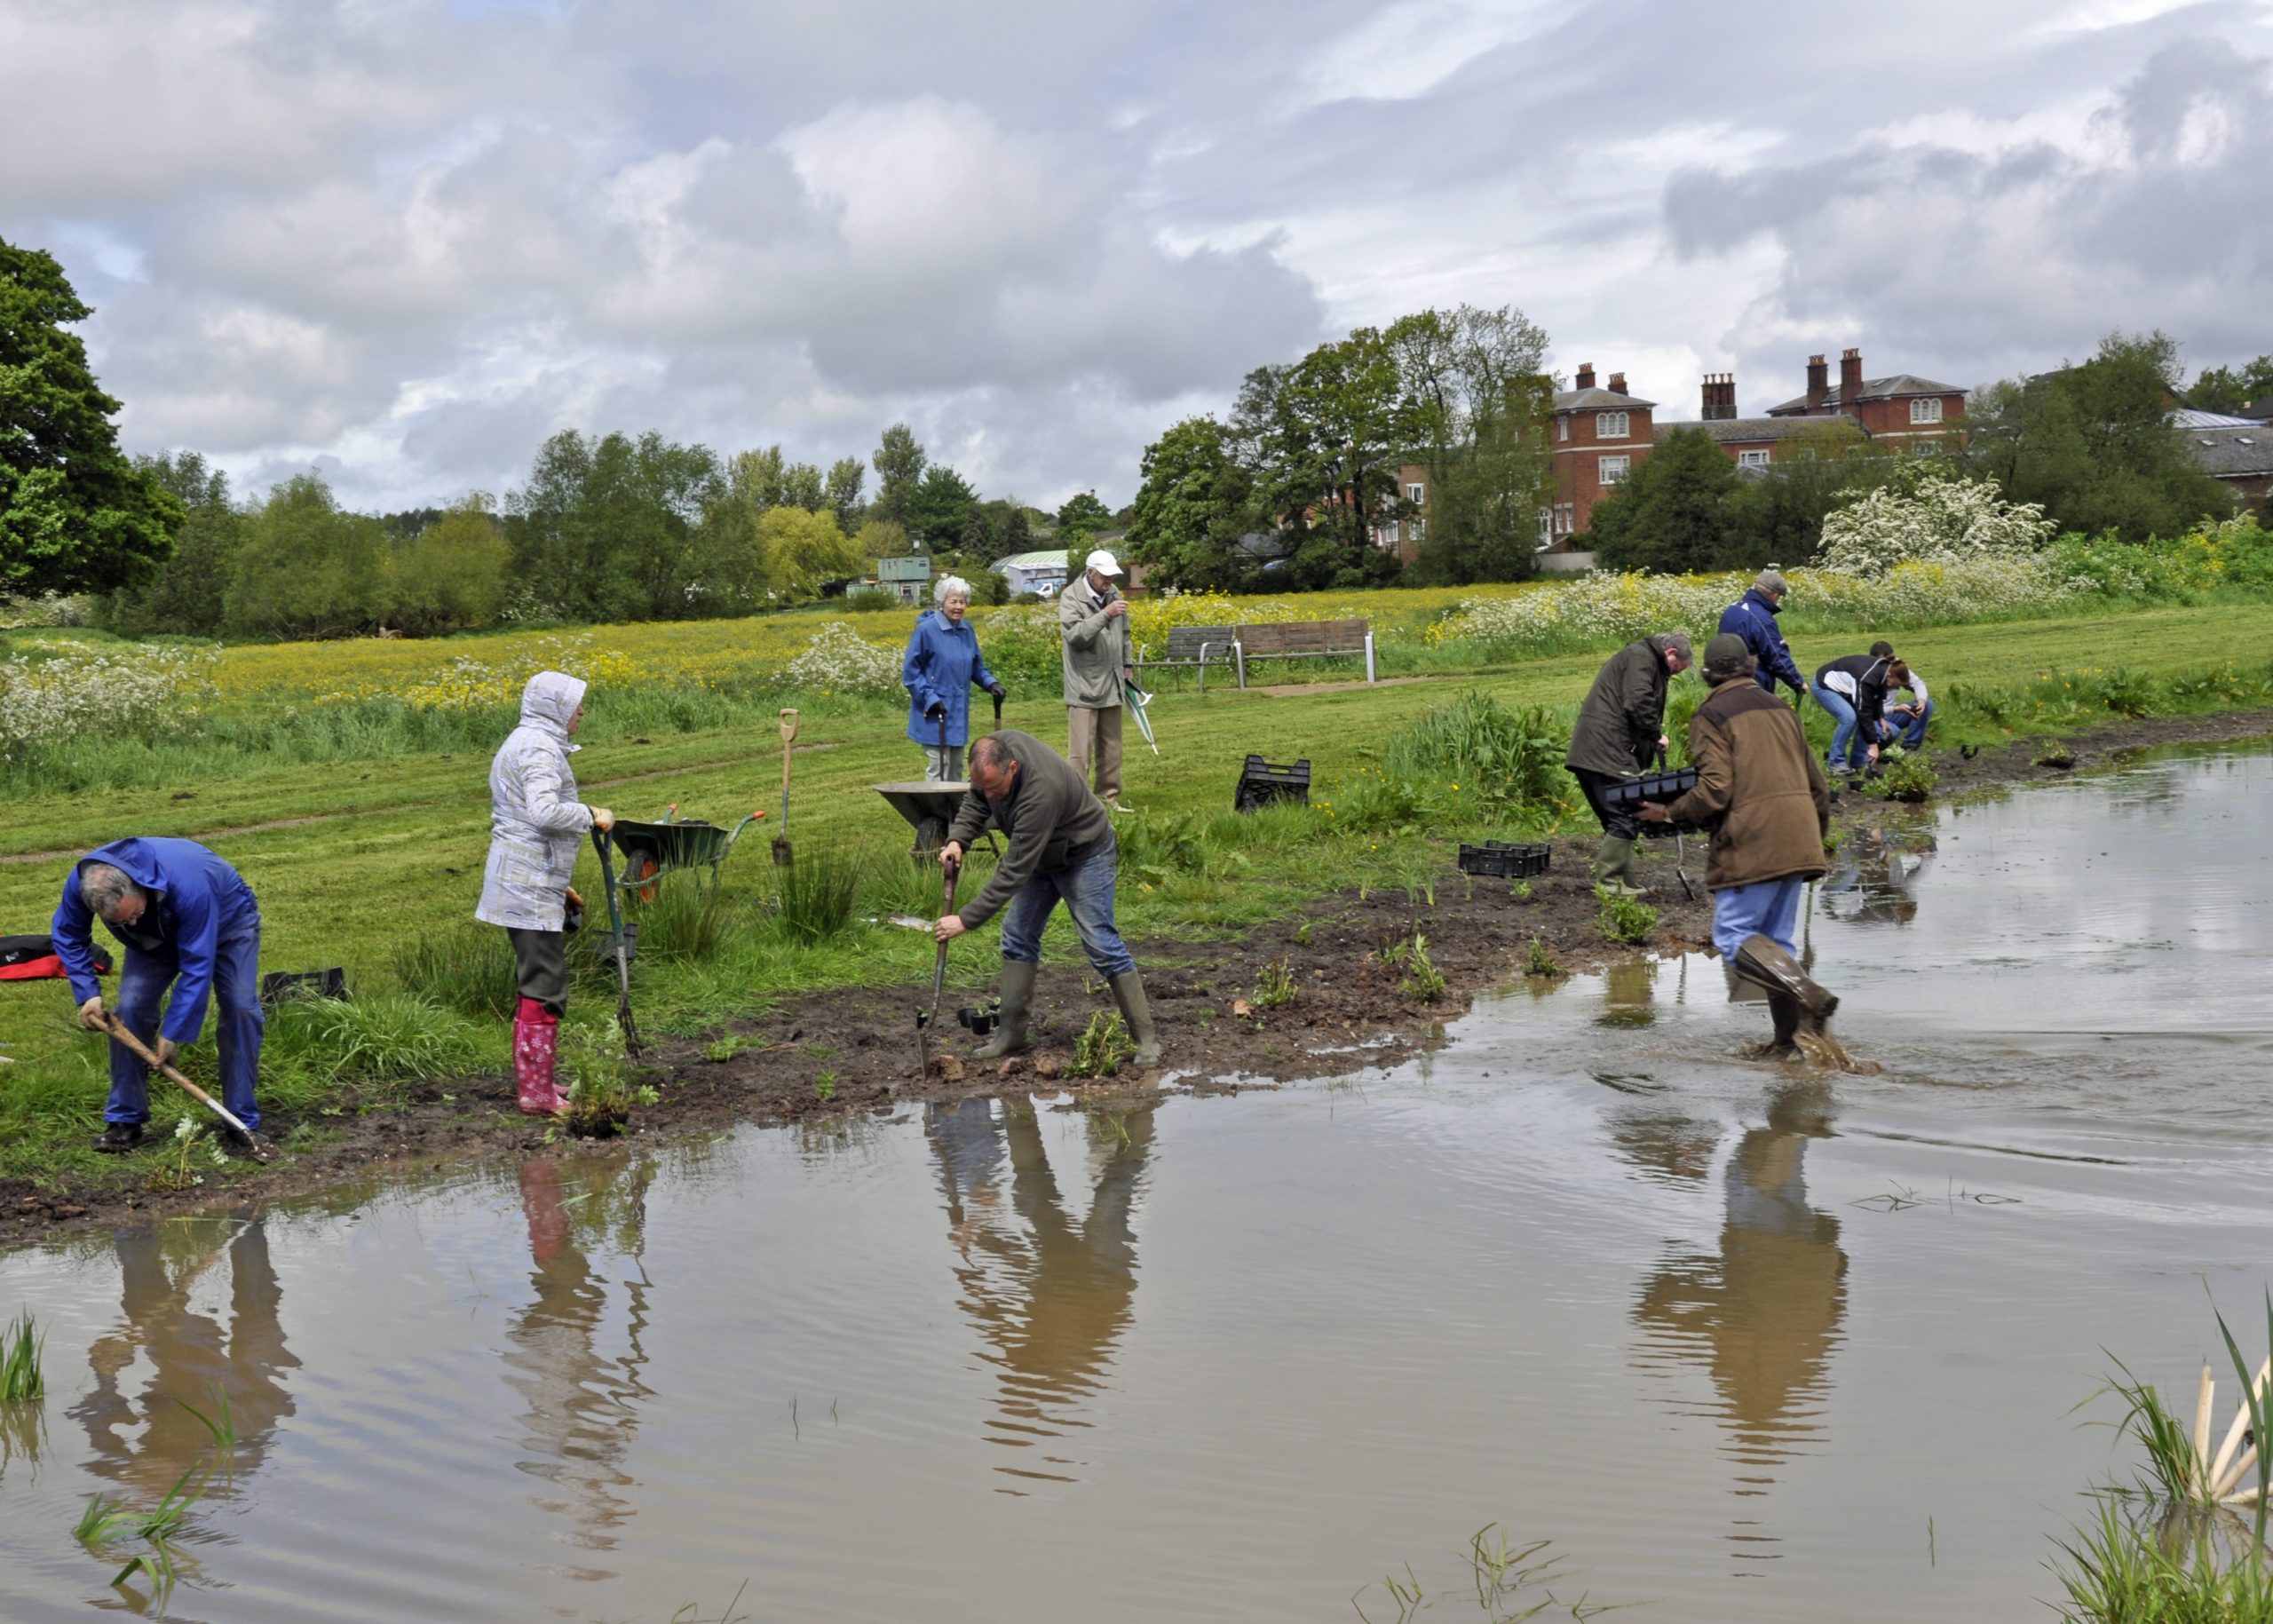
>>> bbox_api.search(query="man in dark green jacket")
[935,730,1160,1066]
[1564,631,1692,891]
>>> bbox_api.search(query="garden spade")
[772,709,800,866]
[590,827,642,1057]
[915,853,962,1082]
[103,1016,276,1162]
[1656,747,1699,903]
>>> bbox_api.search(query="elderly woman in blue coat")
[902,575,1004,780]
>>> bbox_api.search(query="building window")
[1598,455,1630,484]
[1558,416,1568,441]
[1406,481,1424,504]
[1409,518,1425,541]
[1558,503,1575,535]
[1596,411,1628,440]
[1910,397,1944,424]
[1737,449,1771,469]
[1374,523,1400,549]
[1537,507,1553,547]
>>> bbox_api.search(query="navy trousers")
[107,911,265,1129]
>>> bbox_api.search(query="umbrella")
[1123,680,1159,755]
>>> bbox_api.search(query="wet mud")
[5,705,2269,1248]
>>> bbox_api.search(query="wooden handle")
[779,707,801,745]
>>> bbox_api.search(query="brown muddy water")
[4,744,2272,1621]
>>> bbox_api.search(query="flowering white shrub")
[0,640,219,757]
[1816,472,2055,575]
[782,621,904,696]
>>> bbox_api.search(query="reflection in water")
[1632,1086,1847,1565]
[1598,958,1659,1029]
[928,1098,1152,1490]
[505,1155,655,1577]
[1818,822,1932,927]
[1609,1106,1723,1188]
[72,1214,298,1501]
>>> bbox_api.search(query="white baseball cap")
[1083,549,1122,576]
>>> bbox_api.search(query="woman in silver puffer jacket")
[476,671,614,1113]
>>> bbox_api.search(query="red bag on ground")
[0,934,112,982]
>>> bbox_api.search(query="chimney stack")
[1702,373,1737,420]
[1840,347,1864,403]
[1805,354,1828,413]
[1575,361,1596,391]
[1607,371,1628,396]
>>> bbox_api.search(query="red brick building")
[1546,349,1968,540]
[1547,363,1654,546]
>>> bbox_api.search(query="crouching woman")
[477,671,613,1114]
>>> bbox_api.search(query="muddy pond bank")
[4,703,2270,1248]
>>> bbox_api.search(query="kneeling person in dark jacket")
[935,731,1160,1066]
[1638,635,1837,1056]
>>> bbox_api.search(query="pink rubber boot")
[513,998,566,1115]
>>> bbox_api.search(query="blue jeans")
[1887,698,1934,749]
[998,836,1137,978]
[1810,683,1888,772]
[1711,875,1805,964]
[108,912,265,1129]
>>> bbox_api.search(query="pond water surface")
[3,744,2271,1621]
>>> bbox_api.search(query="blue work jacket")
[52,837,259,1044]
[902,610,1000,749]
[1717,588,1806,696]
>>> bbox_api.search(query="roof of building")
[2185,426,2273,479]
[1653,416,1846,446]
[1553,386,1656,411]
[2240,398,2273,422]
[875,554,932,579]
[1764,373,1966,414]
[994,549,1073,572]
[2171,408,2262,430]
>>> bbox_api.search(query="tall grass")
[1,1309,43,1402]
[2051,1495,2273,1623]
[393,923,519,1020]
[1384,691,1569,811]
[775,849,860,944]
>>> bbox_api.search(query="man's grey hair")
[934,574,972,606]
[1659,631,1694,662]
[80,862,139,920]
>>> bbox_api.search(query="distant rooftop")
[1765,373,1966,415]
[1554,385,1657,411]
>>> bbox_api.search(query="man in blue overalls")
[52,837,265,1153]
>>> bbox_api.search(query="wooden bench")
[1133,624,1236,693]
[1232,619,1376,689]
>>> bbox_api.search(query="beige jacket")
[1057,574,1132,709]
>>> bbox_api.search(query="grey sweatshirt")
[946,730,1116,928]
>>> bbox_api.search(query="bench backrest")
[1161,625,1236,659]
[1235,618,1369,655]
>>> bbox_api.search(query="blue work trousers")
[998,836,1137,978]
[108,913,265,1129]
[1888,697,1935,749]
[1711,875,1806,965]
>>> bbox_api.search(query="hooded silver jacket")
[475,671,593,931]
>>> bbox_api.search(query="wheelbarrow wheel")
[625,852,661,905]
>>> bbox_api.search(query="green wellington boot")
[1107,971,1164,1066]
[974,961,1036,1058]
[1590,835,1644,896]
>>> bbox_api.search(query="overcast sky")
[4,0,2269,513]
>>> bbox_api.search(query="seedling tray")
[1457,841,1551,879]
[1600,766,1702,839]
[1234,753,1311,813]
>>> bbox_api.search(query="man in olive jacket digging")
[1637,634,1837,1055]
[1564,630,1691,891]
[935,730,1161,1066]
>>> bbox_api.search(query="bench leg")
[1365,632,1376,684]
[1233,644,1246,690]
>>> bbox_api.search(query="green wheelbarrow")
[606,803,767,902]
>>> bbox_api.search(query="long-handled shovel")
[104,1016,276,1163]
[590,827,642,1057]
[915,854,962,1082]
[772,709,800,867]
[1656,747,1699,903]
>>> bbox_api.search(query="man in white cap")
[1057,548,1136,806]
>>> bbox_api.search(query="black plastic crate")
[1457,840,1551,879]
[1600,766,1700,838]
[1234,754,1311,813]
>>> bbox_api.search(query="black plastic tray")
[1457,840,1551,879]
[1599,766,1701,839]
[1234,753,1311,813]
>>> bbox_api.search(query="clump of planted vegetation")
[1252,956,1298,1010]
[1868,749,1937,804]
[1382,931,1445,1003]
[2048,1297,2273,1623]
[1593,885,1658,947]
[560,1017,653,1137]
[1353,1524,1614,1622]
[775,848,861,945]
[1522,939,1564,980]
[74,1389,238,1603]
[1067,1011,1136,1079]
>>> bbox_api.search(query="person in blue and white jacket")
[902,575,1003,781]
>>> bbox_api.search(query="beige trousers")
[1066,705,1123,800]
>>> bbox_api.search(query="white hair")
[80,862,139,920]
[934,575,972,606]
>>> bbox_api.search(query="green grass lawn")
[4,597,2272,1192]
